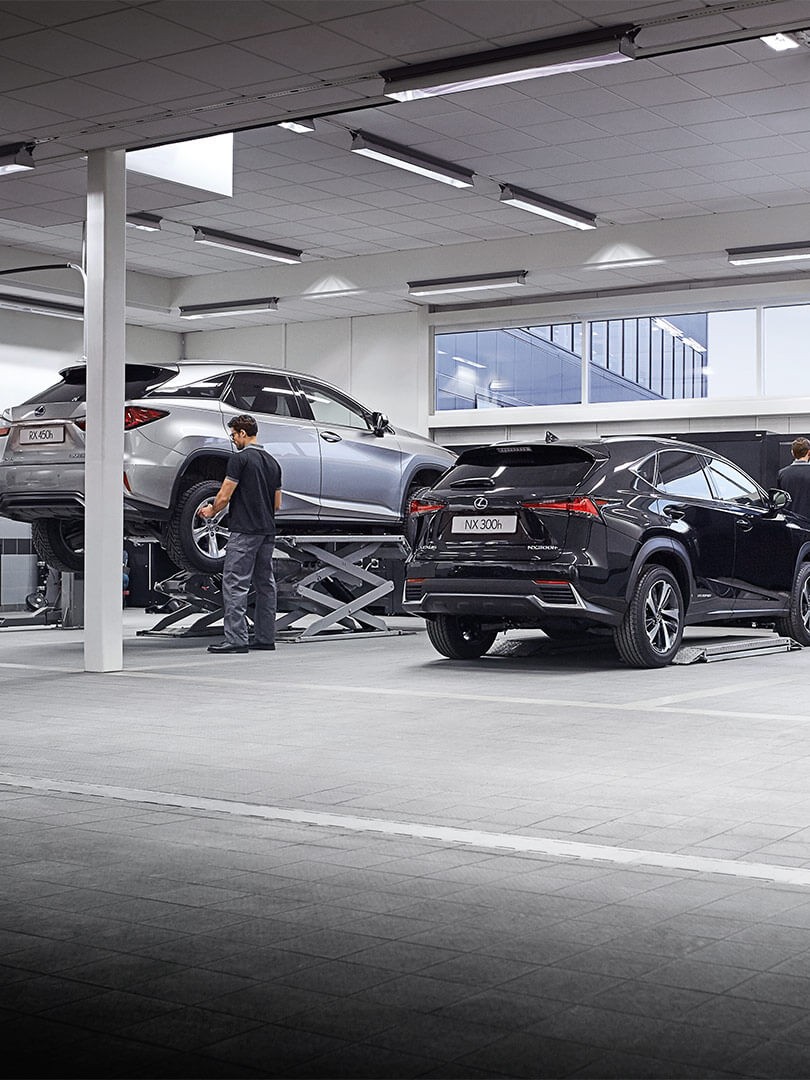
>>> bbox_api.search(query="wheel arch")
[169,451,231,506]
[626,538,693,610]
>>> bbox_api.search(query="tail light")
[409,498,446,516]
[74,407,168,432]
[0,426,9,437]
[522,497,608,518]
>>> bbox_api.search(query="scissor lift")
[137,532,410,642]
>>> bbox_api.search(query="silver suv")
[0,360,456,573]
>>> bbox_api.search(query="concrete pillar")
[84,149,126,672]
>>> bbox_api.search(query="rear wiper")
[449,476,496,488]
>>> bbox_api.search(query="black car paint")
[406,436,810,639]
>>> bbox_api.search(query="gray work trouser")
[222,532,276,646]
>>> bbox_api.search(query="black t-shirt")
[778,461,810,520]
[225,444,282,535]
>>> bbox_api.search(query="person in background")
[198,414,282,654]
[778,437,810,519]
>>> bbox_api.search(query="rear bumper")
[403,574,622,627]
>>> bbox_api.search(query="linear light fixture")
[126,212,162,231]
[350,131,474,188]
[0,141,35,176]
[760,31,807,50]
[0,292,82,320]
[278,118,315,133]
[192,226,302,263]
[499,184,597,230]
[178,297,279,320]
[408,271,528,297]
[727,242,810,266]
[382,26,633,100]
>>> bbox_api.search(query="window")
[297,379,369,429]
[445,444,597,492]
[705,458,762,504]
[26,364,174,404]
[223,372,298,416]
[151,373,230,400]
[656,451,713,498]
[764,305,810,397]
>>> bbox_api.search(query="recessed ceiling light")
[0,141,35,176]
[278,118,316,133]
[760,31,803,50]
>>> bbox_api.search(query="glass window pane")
[764,305,810,397]
[656,451,713,498]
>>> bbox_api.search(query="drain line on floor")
[1,771,809,889]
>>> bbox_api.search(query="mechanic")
[778,437,810,520]
[198,414,282,654]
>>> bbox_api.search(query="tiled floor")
[4,614,810,1077]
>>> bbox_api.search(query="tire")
[614,565,684,668]
[426,614,497,659]
[775,562,810,645]
[165,480,230,573]
[31,519,84,573]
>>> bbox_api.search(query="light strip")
[179,297,279,320]
[0,292,82,320]
[408,271,527,296]
[653,317,684,338]
[0,141,35,176]
[727,242,810,266]
[382,27,632,100]
[350,131,474,189]
[126,212,162,232]
[499,184,596,230]
[760,32,802,50]
[192,227,302,264]
[278,118,315,133]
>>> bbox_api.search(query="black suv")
[405,436,810,668]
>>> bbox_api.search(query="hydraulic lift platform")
[138,533,411,642]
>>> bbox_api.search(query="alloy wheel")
[644,579,680,655]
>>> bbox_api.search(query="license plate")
[19,425,65,445]
[451,514,517,535]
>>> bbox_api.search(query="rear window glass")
[147,374,230,400]
[22,365,175,405]
[444,445,598,491]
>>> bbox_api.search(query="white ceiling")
[1,0,810,330]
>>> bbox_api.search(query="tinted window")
[635,455,656,484]
[656,451,713,498]
[443,445,597,492]
[22,364,174,404]
[223,372,298,417]
[705,458,762,503]
[149,374,230,400]
[298,379,369,430]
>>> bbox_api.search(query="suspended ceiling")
[1,0,810,330]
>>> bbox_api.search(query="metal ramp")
[673,635,801,664]
[138,533,410,643]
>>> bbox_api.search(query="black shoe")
[250,642,276,651]
[207,641,249,654]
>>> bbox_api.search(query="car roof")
[463,435,729,465]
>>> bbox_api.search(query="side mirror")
[769,488,791,510]
[370,411,389,437]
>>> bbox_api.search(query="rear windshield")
[21,364,175,405]
[443,444,598,491]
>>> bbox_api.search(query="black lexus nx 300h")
[405,436,810,668]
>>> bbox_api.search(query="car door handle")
[736,517,753,532]
[663,505,685,520]
[319,431,342,443]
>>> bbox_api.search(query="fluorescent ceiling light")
[350,131,474,188]
[382,26,632,100]
[179,298,279,320]
[499,184,596,230]
[727,242,810,265]
[453,356,485,368]
[126,212,162,232]
[0,293,82,320]
[192,227,302,263]
[760,31,803,50]
[0,142,35,176]
[682,337,707,353]
[278,118,315,133]
[653,317,684,338]
[408,271,528,296]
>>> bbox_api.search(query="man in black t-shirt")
[199,414,282,654]
[779,437,810,521]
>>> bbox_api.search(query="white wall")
[190,310,429,434]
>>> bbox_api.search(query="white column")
[84,149,126,672]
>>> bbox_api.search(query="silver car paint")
[0,360,456,530]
